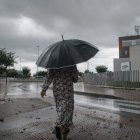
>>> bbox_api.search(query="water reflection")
[74,82,85,92]
[0,82,43,98]
[75,94,119,111]
[1,82,140,115]
[0,82,119,111]
[79,83,140,101]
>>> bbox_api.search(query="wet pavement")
[0,82,41,98]
[0,82,140,116]
[75,94,140,117]
[0,82,140,140]
[0,100,140,140]
[1,82,140,101]
[75,83,140,102]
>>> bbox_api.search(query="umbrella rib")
[46,43,60,68]
[36,42,57,67]
[70,44,86,62]
[36,39,99,69]
[57,42,62,68]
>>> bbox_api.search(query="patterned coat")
[42,65,79,132]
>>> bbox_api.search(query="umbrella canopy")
[36,39,99,69]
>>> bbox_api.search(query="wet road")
[1,82,140,140]
[0,82,140,116]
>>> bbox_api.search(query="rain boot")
[61,128,70,140]
[55,126,62,139]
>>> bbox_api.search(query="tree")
[95,65,108,73]
[22,67,31,78]
[84,70,93,74]
[33,71,47,77]
[78,71,84,77]
[0,48,16,83]
[0,66,6,75]
[17,70,23,78]
[7,69,18,78]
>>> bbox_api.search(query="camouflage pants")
[53,90,74,133]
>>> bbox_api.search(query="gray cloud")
[0,0,140,73]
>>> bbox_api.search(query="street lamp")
[14,56,19,68]
[87,61,89,70]
[37,46,39,59]
[36,46,40,99]
[36,46,40,78]
[19,57,21,71]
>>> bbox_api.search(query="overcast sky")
[0,0,140,74]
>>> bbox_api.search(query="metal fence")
[83,70,140,88]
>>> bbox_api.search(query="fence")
[83,70,140,88]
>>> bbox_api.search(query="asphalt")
[0,94,140,140]
[74,83,140,102]
[0,82,140,140]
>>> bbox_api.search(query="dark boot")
[61,128,70,140]
[55,126,62,139]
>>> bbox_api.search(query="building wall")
[114,58,130,71]
[119,47,129,58]
[114,36,140,82]
[118,35,140,58]
[130,46,140,71]
[115,35,140,71]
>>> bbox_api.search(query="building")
[114,35,140,81]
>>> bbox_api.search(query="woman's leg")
[54,90,74,139]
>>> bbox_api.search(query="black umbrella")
[36,37,99,69]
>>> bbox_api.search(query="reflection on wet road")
[75,94,120,111]
[75,94,140,116]
[0,82,41,98]
[0,82,140,116]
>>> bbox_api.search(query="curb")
[74,91,124,100]
[84,83,140,91]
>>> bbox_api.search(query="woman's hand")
[40,90,46,98]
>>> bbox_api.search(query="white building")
[114,35,140,81]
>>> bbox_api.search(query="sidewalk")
[0,96,140,140]
[74,83,140,102]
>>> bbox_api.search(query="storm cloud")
[0,0,140,74]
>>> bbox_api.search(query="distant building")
[114,35,140,71]
[114,35,140,81]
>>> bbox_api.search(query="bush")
[95,65,108,73]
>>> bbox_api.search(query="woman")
[40,65,79,140]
